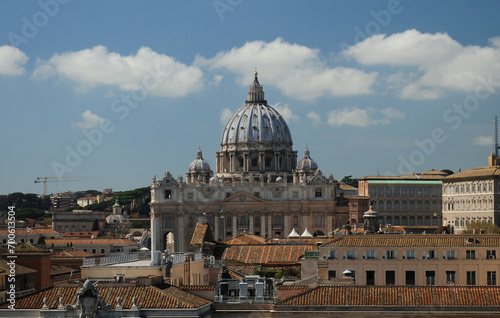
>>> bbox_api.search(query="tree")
[341,175,358,188]
[462,222,500,234]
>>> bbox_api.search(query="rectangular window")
[293,191,299,199]
[405,271,415,285]
[386,271,396,285]
[466,250,476,259]
[406,250,415,259]
[328,250,336,259]
[427,250,435,259]
[100,248,105,254]
[366,271,375,285]
[226,192,231,198]
[487,271,497,285]
[346,250,355,259]
[92,248,97,254]
[366,250,375,259]
[254,192,260,198]
[165,190,172,199]
[328,270,336,280]
[487,250,496,259]
[467,271,476,285]
[446,271,456,284]
[187,192,193,200]
[386,250,395,259]
[426,271,435,285]
[315,189,323,198]
[446,250,455,259]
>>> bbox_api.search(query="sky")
[2,0,500,195]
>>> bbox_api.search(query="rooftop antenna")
[495,115,499,156]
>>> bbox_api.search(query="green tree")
[462,222,500,234]
[341,175,358,188]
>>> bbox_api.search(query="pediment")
[221,191,267,203]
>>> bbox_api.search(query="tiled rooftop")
[0,285,211,310]
[0,259,37,275]
[444,166,500,180]
[190,223,213,246]
[222,245,308,264]
[51,249,95,258]
[45,238,137,246]
[222,234,267,245]
[321,235,500,248]
[276,285,500,307]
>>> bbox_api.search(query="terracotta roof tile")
[0,285,211,309]
[321,234,500,248]
[276,286,500,307]
[222,245,308,264]
[0,259,37,275]
[444,166,500,180]
[222,234,267,245]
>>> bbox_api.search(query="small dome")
[106,214,127,224]
[296,147,318,171]
[188,148,211,172]
[363,206,378,218]
[276,176,284,183]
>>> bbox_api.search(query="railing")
[82,253,139,266]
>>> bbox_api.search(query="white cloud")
[220,108,233,124]
[0,45,28,75]
[343,29,500,99]
[473,135,493,146]
[271,103,300,123]
[74,110,105,129]
[327,106,404,127]
[307,111,322,125]
[198,38,378,101]
[32,46,204,98]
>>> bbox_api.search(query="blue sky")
[2,0,500,195]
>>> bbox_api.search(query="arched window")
[417,216,423,225]
[402,201,408,211]
[409,216,415,225]
[188,216,194,229]
[424,201,430,211]
[394,216,400,225]
[386,216,393,225]
[240,215,247,227]
[386,201,392,211]
[424,216,431,225]
[402,216,408,225]
[275,215,282,226]
[394,201,400,211]
[255,216,260,227]
[379,216,385,225]
[293,215,299,227]
[315,215,322,227]
[379,201,385,211]
[417,201,423,211]
[165,216,172,229]
[409,201,415,211]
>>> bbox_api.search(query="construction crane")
[34,176,90,196]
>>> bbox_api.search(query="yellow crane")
[34,176,90,195]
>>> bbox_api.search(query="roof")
[321,234,500,248]
[222,245,308,264]
[62,231,99,238]
[222,234,267,245]
[276,285,500,307]
[443,165,500,181]
[51,264,78,276]
[0,228,60,235]
[360,170,448,181]
[339,183,358,190]
[179,285,216,291]
[14,242,51,254]
[365,180,442,185]
[190,223,214,246]
[45,238,137,246]
[51,249,95,258]
[0,285,211,310]
[0,259,37,275]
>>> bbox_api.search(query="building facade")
[150,74,345,257]
[357,170,447,228]
[302,234,500,286]
[442,153,500,233]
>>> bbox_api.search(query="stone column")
[214,214,219,240]
[327,212,332,237]
[177,215,184,253]
[249,214,254,234]
[261,213,266,238]
[150,210,160,265]
[232,214,237,237]
[268,214,272,237]
[283,212,287,237]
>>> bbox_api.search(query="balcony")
[272,224,283,230]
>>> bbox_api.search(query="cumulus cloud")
[473,135,493,146]
[74,110,105,129]
[307,111,322,125]
[198,38,378,101]
[343,29,500,99]
[327,106,404,127]
[271,103,300,123]
[220,108,233,124]
[0,45,28,75]
[32,46,204,97]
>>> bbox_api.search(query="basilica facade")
[150,73,345,256]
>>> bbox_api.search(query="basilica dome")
[188,148,211,172]
[220,73,293,149]
[296,147,318,171]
